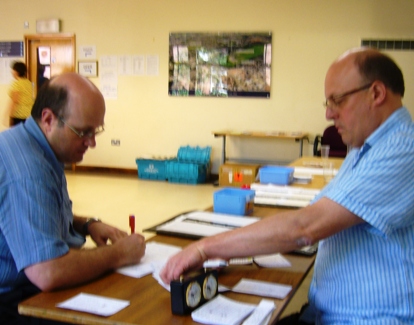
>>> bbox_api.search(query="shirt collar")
[24,116,64,172]
[352,106,409,168]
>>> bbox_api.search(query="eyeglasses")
[324,83,373,109]
[58,117,104,138]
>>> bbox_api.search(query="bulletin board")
[169,32,272,98]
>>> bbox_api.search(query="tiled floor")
[65,171,311,319]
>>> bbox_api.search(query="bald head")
[324,47,405,148]
[49,72,101,99]
[31,72,105,121]
[331,48,405,97]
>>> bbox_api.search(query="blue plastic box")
[259,166,294,185]
[213,188,255,216]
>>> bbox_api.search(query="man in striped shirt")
[161,48,414,324]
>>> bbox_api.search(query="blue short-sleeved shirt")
[309,107,414,324]
[0,117,85,294]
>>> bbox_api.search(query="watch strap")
[82,218,101,236]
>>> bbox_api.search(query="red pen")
[129,215,135,234]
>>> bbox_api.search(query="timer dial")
[203,273,218,300]
[185,281,202,308]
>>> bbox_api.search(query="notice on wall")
[79,45,97,60]
[118,55,133,75]
[146,55,159,76]
[0,41,23,57]
[99,55,118,99]
[0,57,21,85]
[0,41,23,85]
[133,55,145,75]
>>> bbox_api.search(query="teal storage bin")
[259,166,294,185]
[166,160,208,184]
[213,188,255,216]
[136,158,171,180]
[166,145,212,184]
[177,145,211,164]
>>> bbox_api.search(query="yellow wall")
[1,0,413,172]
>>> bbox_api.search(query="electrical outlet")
[111,139,120,146]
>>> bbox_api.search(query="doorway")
[24,34,76,96]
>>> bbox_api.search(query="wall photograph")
[169,32,272,98]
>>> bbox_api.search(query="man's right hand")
[115,233,146,267]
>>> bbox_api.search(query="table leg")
[222,135,227,164]
[299,138,304,157]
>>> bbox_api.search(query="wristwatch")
[82,217,101,236]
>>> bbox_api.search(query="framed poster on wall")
[78,61,98,77]
[169,32,272,98]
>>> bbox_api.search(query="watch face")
[186,281,202,308]
[203,273,218,300]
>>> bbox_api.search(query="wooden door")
[25,34,76,96]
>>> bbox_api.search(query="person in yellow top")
[8,61,34,126]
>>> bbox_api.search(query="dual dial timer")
[170,270,218,315]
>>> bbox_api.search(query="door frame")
[24,33,76,93]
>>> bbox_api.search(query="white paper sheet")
[191,295,256,325]
[242,299,275,325]
[253,253,292,268]
[117,242,181,278]
[56,293,129,316]
[232,278,292,299]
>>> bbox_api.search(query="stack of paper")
[294,166,338,176]
[251,183,320,208]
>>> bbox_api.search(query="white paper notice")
[99,55,118,99]
[191,295,256,325]
[56,293,129,316]
[118,55,133,75]
[133,55,145,75]
[232,278,292,299]
[146,55,159,76]
[79,45,96,60]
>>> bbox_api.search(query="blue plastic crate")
[135,158,170,180]
[259,166,294,185]
[166,160,209,184]
[177,146,211,164]
[213,188,255,216]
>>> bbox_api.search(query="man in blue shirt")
[0,73,146,324]
[161,48,414,324]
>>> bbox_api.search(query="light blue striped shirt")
[0,117,85,294]
[308,107,414,324]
